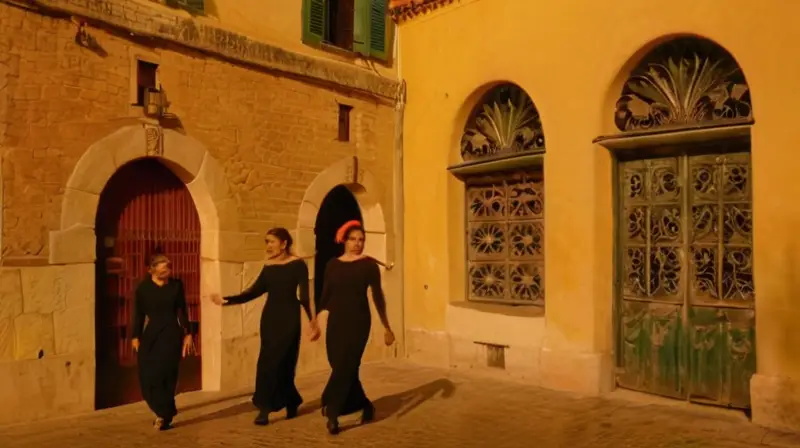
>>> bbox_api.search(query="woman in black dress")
[131,253,194,431]
[211,227,319,426]
[318,220,395,435]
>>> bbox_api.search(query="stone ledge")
[49,225,96,265]
[446,302,545,350]
[449,300,545,318]
[26,0,400,101]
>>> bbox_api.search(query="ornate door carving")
[617,152,755,408]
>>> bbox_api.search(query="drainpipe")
[393,28,407,359]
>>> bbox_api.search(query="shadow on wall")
[175,378,457,428]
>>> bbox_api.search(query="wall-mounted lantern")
[143,87,170,118]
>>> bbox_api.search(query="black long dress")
[131,276,190,422]
[223,259,312,412]
[319,257,388,420]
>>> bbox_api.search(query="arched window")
[450,83,546,306]
[614,38,752,133]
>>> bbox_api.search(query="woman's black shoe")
[286,406,298,419]
[326,418,340,435]
[254,411,269,426]
[361,403,375,424]
[157,418,173,431]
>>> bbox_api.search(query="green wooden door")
[616,152,756,409]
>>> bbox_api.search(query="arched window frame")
[449,83,547,307]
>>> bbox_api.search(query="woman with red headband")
[317,220,395,435]
[210,227,320,426]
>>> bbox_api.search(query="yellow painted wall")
[399,0,800,380]
[133,0,397,78]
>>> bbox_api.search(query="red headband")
[335,220,362,244]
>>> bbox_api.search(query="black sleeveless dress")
[223,259,312,412]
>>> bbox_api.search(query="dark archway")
[94,158,202,410]
[314,185,363,308]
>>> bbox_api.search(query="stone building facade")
[0,0,402,424]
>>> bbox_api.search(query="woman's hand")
[210,293,227,306]
[308,319,321,342]
[182,334,194,358]
[384,328,395,346]
[131,338,140,353]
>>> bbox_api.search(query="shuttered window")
[165,0,205,14]
[302,0,393,62]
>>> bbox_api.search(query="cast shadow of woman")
[335,378,457,433]
[176,378,456,429]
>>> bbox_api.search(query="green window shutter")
[184,0,204,13]
[353,0,371,56]
[302,0,326,46]
[368,0,391,61]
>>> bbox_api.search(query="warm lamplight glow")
[143,87,163,116]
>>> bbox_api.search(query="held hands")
[131,338,140,353]
[308,319,321,342]
[210,293,228,306]
[182,334,194,358]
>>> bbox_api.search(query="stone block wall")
[0,264,95,421]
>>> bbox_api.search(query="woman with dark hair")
[211,227,319,426]
[131,253,194,431]
[318,220,395,435]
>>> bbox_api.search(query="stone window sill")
[449,301,544,319]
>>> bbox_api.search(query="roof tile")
[390,0,457,23]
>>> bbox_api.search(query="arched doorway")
[94,158,202,410]
[314,185,363,307]
[602,37,755,410]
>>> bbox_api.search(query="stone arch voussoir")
[50,123,242,265]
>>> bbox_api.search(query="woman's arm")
[297,260,315,321]
[225,268,269,305]
[131,285,146,339]
[175,279,191,336]
[367,261,391,330]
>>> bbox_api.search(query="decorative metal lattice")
[466,173,544,305]
[618,153,755,407]
[461,84,545,161]
[615,38,752,132]
[621,153,754,304]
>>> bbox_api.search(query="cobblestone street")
[1,362,797,448]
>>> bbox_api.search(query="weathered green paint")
[688,307,756,408]
[616,150,756,410]
[617,301,684,399]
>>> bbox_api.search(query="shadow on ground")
[180,392,253,413]
[175,378,457,431]
[337,378,457,433]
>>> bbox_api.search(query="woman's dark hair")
[147,246,170,269]
[147,253,170,271]
[266,227,293,254]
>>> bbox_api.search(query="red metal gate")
[95,157,202,410]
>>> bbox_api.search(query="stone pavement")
[1,362,798,448]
